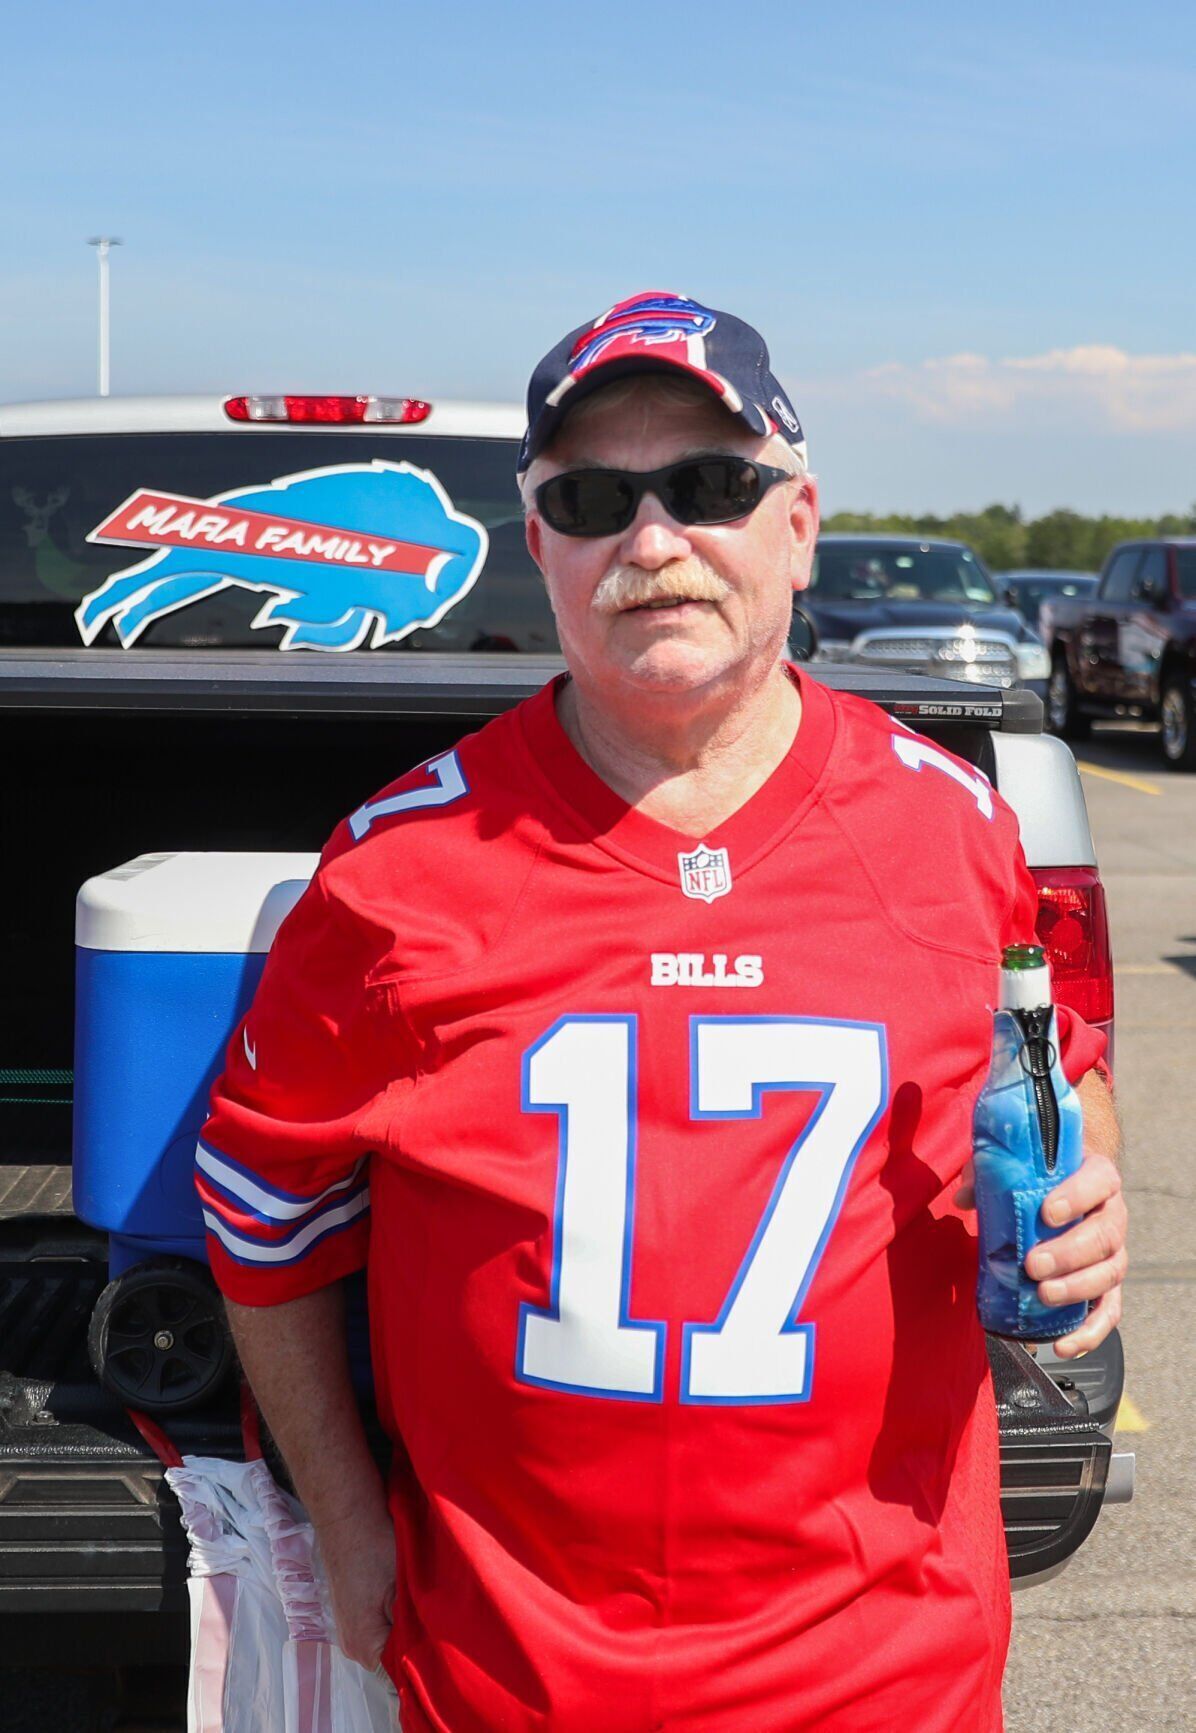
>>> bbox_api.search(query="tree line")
[820,503,1196,573]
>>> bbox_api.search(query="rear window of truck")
[1,432,557,652]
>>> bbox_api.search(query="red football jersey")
[201,668,1105,1732]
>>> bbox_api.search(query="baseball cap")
[518,290,806,473]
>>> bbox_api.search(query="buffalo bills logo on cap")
[520,289,807,472]
[568,292,719,377]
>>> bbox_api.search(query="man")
[201,291,1126,1730]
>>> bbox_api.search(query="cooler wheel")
[88,1258,233,1413]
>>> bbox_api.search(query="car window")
[0,431,553,651]
[1175,548,1196,600]
[1132,547,1168,601]
[810,544,995,603]
[1100,547,1141,602]
[1008,579,1055,617]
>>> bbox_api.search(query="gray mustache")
[591,562,731,616]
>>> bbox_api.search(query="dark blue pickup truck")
[802,535,1052,703]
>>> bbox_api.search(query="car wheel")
[1160,677,1196,771]
[1047,657,1090,741]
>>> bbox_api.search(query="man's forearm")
[1077,1064,1121,1162]
[225,1283,388,1530]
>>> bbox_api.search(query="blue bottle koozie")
[973,944,1088,1339]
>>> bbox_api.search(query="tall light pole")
[86,236,122,397]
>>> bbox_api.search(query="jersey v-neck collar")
[514,664,837,887]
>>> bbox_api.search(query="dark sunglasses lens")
[539,472,636,536]
[664,458,762,525]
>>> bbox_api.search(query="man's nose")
[615,495,694,570]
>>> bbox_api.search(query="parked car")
[1001,570,1099,634]
[803,535,1051,700]
[1040,538,1196,770]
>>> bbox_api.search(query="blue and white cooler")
[73,852,316,1410]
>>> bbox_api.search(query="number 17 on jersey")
[516,1015,888,1406]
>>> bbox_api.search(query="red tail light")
[1030,866,1114,1025]
[223,395,432,425]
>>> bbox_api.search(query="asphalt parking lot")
[1004,723,1196,1732]
[110,720,1195,1733]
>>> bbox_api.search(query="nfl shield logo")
[678,845,732,903]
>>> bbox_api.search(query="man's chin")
[606,640,739,695]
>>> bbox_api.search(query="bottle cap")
[1002,944,1047,971]
[1000,944,1052,1011]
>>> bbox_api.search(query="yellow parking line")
[1076,761,1161,796]
[1116,1396,1150,1433]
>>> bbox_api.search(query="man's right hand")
[317,1505,397,1672]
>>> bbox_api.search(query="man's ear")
[789,474,819,595]
[525,509,547,576]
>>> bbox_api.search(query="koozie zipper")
[1015,1006,1059,1170]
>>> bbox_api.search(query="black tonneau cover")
[0,649,1044,731]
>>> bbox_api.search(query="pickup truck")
[1040,536,1196,770]
[0,397,1133,1727]
[802,533,1052,701]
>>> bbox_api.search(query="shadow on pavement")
[1072,722,1171,775]
[1163,949,1196,981]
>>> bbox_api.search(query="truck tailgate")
[0,647,1043,729]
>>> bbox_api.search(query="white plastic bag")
[164,1452,399,1733]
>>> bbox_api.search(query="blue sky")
[3,1,1195,515]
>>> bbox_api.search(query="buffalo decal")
[76,461,488,651]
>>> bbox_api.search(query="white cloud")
[854,345,1196,433]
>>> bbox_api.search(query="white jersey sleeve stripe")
[196,1140,367,1223]
[201,1189,370,1265]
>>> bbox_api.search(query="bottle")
[973,943,1088,1339]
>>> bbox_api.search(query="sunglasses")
[534,455,797,538]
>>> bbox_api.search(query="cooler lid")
[76,852,319,953]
